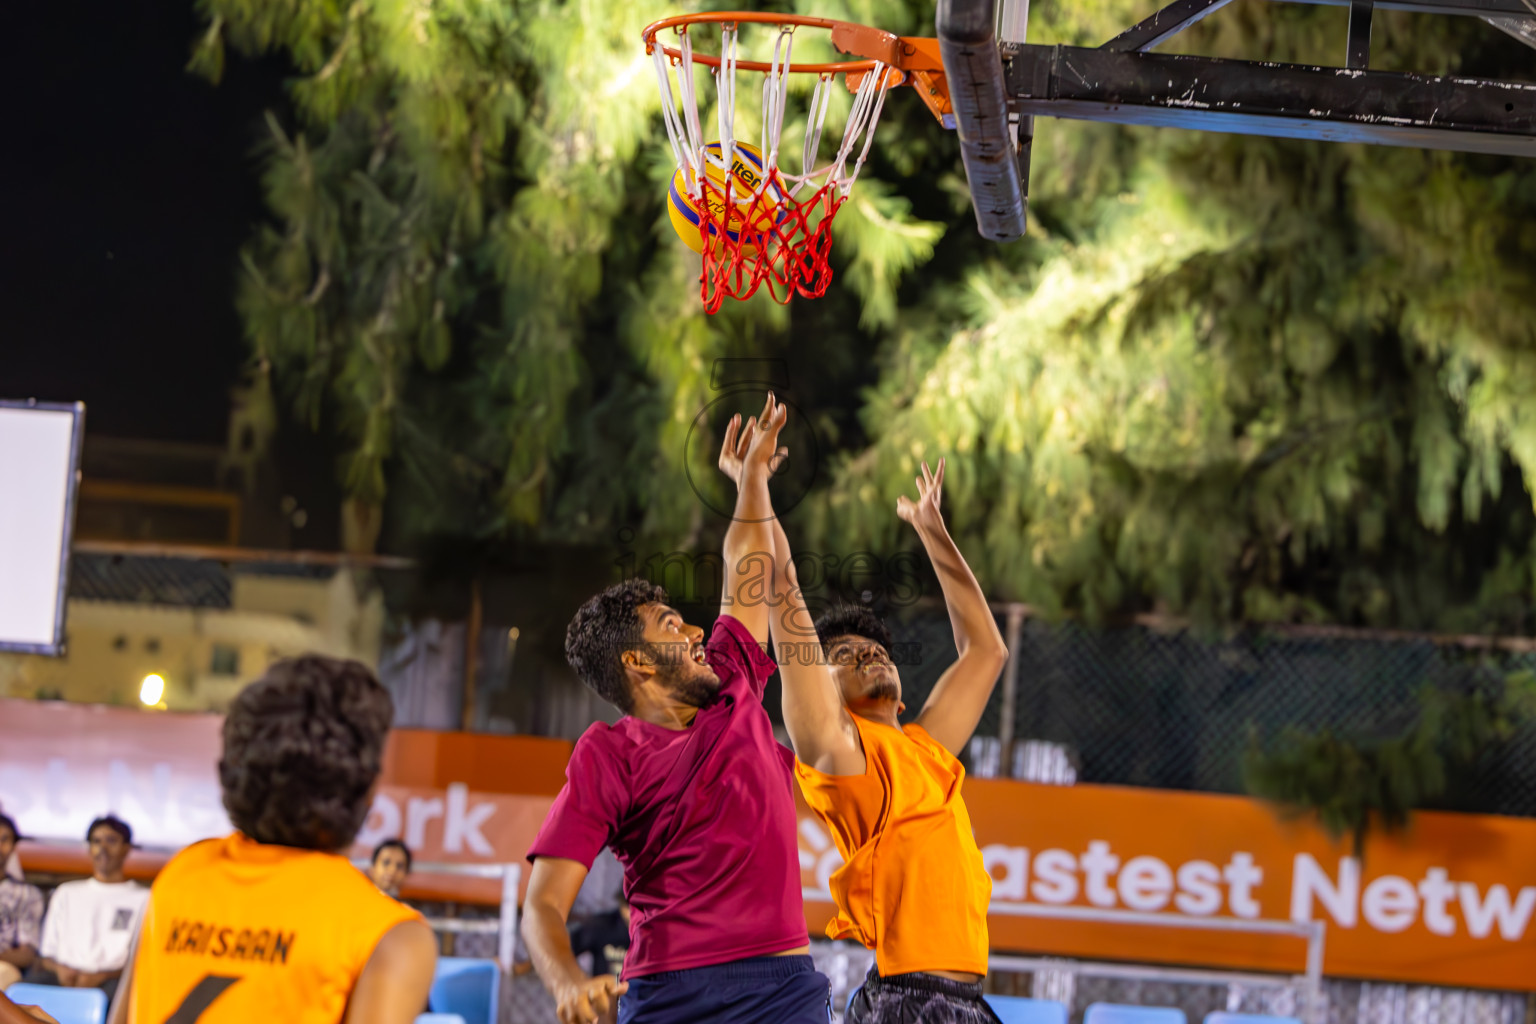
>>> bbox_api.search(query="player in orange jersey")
[107,656,438,1024]
[720,397,1009,1023]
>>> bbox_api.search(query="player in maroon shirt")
[521,395,830,1024]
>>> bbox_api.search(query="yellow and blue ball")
[668,142,785,254]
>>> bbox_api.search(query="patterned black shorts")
[846,966,1005,1024]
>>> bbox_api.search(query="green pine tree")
[1243,671,1536,850]
[191,0,942,554]
[802,2,1536,632]
[195,0,1536,635]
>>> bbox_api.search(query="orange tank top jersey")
[794,716,991,977]
[129,833,422,1024]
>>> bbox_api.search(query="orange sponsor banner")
[3,699,1534,990]
[353,786,552,903]
[795,782,1536,992]
[0,699,559,904]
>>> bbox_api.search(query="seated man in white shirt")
[28,816,148,1002]
[0,813,45,992]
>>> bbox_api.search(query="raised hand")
[717,393,788,489]
[896,457,946,534]
[557,974,628,1024]
[903,451,1009,756]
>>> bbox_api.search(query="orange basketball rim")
[641,12,953,313]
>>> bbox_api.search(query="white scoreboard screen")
[0,400,85,656]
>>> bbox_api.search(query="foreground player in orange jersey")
[108,656,438,1024]
[721,397,1008,1024]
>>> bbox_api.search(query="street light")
[139,673,165,707]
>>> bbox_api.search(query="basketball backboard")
[0,400,85,656]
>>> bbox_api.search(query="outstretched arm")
[718,400,863,775]
[719,397,784,648]
[905,459,1010,756]
[522,858,627,1024]
[772,520,866,775]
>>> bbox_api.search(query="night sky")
[4,2,288,444]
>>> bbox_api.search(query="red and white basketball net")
[650,21,897,313]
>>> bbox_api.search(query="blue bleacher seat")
[1205,1013,1302,1024]
[1085,1002,1189,1024]
[986,995,1070,1024]
[416,1016,468,1024]
[428,957,500,1024]
[846,986,1064,1024]
[4,984,108,1024]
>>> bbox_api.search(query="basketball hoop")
[642,13,918,314]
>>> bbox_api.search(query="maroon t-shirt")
[528,614,807,978]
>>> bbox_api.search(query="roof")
[69,554,232,609]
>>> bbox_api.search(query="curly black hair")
[219,655,393,851]
[565,578,669,714]
[813,603,894,655]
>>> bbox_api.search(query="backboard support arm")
[938,0,1029,241]
[1102,0,1241,51]
[855,0,1536,245]
[1346,0,1374,68]
[1006,45,1536,157]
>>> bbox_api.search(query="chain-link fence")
[988,968,1531,1024]
[875,604,1536,818]
[485,940,1534,1024]
[11,549,1535,821]
[9,548,1536,1023]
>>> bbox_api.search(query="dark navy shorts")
[618,954,832,1024]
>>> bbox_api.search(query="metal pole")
[1304,920,1326,1024]
[939,0,1028,241]
[499,863,521,973]
[1347,0,1374,68]
[806,884,1329,1012]
[71,537,417,569]
[998,605,1025,777]
[990,955,1294,989]
[985,902,1318,936]
[998,0,1030,42]
[462,578,483,733]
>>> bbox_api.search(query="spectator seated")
[0,813,43,991]
[30,816,147,1002]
